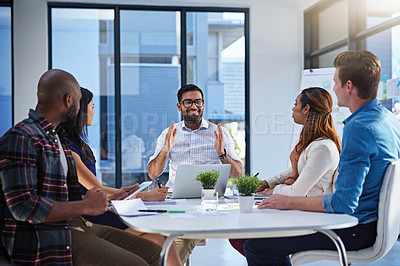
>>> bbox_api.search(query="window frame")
[304,0,400,69]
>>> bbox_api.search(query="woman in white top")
[256,87,341,197]
[262,138,339,196]
[229,87,341,256]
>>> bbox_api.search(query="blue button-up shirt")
[323,99,400,224]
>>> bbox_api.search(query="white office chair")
[291,159,400,265]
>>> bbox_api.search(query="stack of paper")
[110,199,154,217]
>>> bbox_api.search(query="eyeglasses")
[180,99,204,108]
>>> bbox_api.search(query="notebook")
[171,164,231,199]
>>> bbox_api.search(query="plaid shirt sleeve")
[0,130,53,224]
[0,111,75,265]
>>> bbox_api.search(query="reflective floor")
[190,238,400,266]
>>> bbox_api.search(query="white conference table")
[119,199,358,266]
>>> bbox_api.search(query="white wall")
[249,2,304,177]
[13,0,315,178]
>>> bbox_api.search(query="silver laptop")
[171,164,231,199]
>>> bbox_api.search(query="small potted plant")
[232,174,262,213]
[196,170,220,211]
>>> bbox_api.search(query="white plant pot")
[239,195,254,213]
[201,189,218,211]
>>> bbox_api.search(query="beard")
[182,108,203,125]
[62,103,78,128]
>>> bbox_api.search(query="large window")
[51,8,117,187]
[0,3,12,137]
[50,5,248,187]
[186,11,246,163]
[304,0,400,113]
[119,10,181,186]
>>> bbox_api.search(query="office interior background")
[2,0,400,190]
[1,0,400,265]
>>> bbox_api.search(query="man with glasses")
[148,84,243,187]
[147,84,244,264]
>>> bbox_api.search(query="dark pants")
[244,221,377,266]
[69,217,160,266]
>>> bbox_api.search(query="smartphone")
[124,181,153,200]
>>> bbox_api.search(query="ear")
[346,80,354,94]
[177,102,182,112]
[303,104,310,115]
[64,93,73,108]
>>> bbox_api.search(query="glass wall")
[317,0,348,48]
[187,11,246,163]
[304,0,400,114]
[365,0,400,29]
[51,5,248,188]
[120,10,181,186]
[51,8,117,188]
[318,46,347,68]
[0,5,12,137]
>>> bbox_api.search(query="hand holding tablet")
[121,181,153,200]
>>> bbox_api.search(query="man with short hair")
[148,84,243,186]
[244,50,400,266]
[147,84,244,263]
[0,69,160,265]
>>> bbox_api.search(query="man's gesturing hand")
[214,123,225,157]
[164,121,177,152]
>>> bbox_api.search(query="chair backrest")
[331,167,339,192]
[372,159,400,258]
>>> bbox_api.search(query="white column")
[13,0,48,123]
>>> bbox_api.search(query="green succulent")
[232,174,262,196]
[195,170,220,189]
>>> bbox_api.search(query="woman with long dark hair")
[230,87,341,255]
[63,87,182,266]
[256,86,341,196]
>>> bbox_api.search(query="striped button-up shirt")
[149,119,242,187]
[0,109,82,265]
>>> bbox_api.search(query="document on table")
[110,199,155,217]
[143,199,178,205]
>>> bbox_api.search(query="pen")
[254,172,259,177]
[138,209,167,213]
[156,178,162,188]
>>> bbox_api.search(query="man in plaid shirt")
[0,69,160,265]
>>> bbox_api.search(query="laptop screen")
[171,164,231,199]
